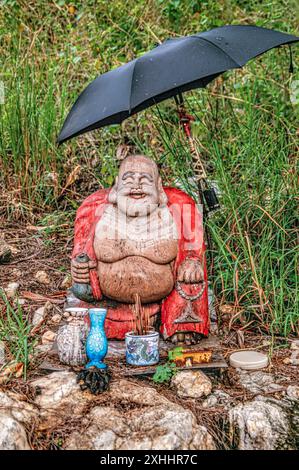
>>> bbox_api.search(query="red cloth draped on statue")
[72,187,209,339]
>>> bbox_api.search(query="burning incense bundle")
[131,293,150,335]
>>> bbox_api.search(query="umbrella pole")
[177,111,206,205]
[175,93,218,276]
[175,93,207,209]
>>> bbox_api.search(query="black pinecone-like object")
[77,367,111,395]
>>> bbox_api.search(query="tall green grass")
[148,75,298,336]
[0,290,36,379]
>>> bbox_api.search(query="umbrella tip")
[56,136,63,146]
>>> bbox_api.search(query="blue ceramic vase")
[86,308,108,369]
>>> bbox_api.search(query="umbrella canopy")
[58,25,298,144]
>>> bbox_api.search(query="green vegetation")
[0,290,37,379]
[0,1,298,336]
[153,362,177,383]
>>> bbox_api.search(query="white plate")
[229,350,269,370]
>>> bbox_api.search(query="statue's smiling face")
[109,156,164,217]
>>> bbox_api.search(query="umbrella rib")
[191,35,242,68]
[129,59,138,114]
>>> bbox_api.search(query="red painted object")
[72,187,209,340]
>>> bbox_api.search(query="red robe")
[72,187,209,339]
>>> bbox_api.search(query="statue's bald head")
[108,154,168,216]
[119,154,159,179]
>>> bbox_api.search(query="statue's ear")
[157,176,168,207]
[108,176,118,204]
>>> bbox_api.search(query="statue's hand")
[177,258,204,284]
[71,258,97,284]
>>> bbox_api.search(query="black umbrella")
[58,25,298,144]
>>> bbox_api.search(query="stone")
[4,282,20,299]
[65,380,215,450]
[35,343,53,354]
[290,340,299,350]
[32,307,46,326]
[0,391,36,423]
[31,371,81,410]
[283,351,299,366]
[202,390,232,409]
[286,385,299,401]
[290,350,299,365]
[34,270,50,285]
[0,240,12,264]
[41,330,56,344]
[0,362,24,384]
[30,371,92,431]
[283,341,299,365]
[51,313,62,324]
[32,301,52,326]
[0,390,37,450]
[60,275,72,289]
[237,369,284,394]
[0,414,30,450]
[17,298,26,306]
[229,396,293,450]
[171,370,212,399]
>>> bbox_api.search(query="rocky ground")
[0,364,298,450]
[0,224,298,450]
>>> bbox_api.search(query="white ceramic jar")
[56,307,89,366]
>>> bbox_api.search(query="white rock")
[283,345,299,365]
[171,370,212,398]
[237,369,284,394]
[31,371,81,409]
[286,385,299,401]
[51,313,62,324]
[65,379,215,450]
[290,340,299,350]
[34,270,50,285]
[41,330,56,344]
[202,390,232,409]
[17,298,26,306]
[0,391,36,423]
[290,350,299,365]
[0,390,37,450]
[35,343,53,354]
[229,398,289,450]
[4,282,20,299]
[32,307,46,326]
[0,413,30,450]
[32,301,52,326]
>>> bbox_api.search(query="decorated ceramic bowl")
[125,331,159,366]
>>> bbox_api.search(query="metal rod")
[174,94,215,279]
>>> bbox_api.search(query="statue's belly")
[97,256,174,303]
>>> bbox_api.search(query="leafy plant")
[152,362,177,383]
